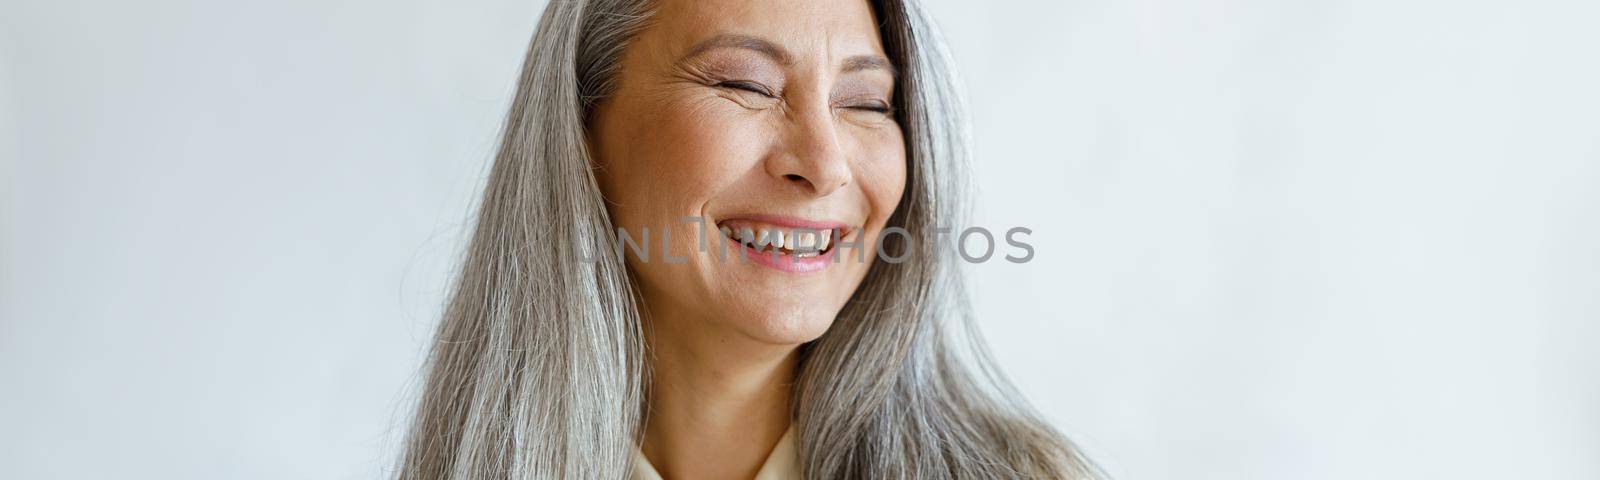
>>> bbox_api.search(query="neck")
[640,309,798,479]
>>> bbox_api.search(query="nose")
[765,107,853,197]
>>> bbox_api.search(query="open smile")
[713,215,855,273]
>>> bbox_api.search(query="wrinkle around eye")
[711,84,781,111]
[715,80,777,98]
[656,72,775,113]
[661,72,771,111]
[682,87,776,118]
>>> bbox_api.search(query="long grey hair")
[396,0,1101,478]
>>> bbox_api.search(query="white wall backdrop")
[2,0,1595,479]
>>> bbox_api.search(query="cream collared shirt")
[631,426,801,480]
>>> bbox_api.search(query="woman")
[397,0,1100,478]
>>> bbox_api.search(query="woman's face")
[589,0,905,344]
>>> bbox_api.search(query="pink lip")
[720,236,840,273]
[713,214,857,274]
[717,213,852,232]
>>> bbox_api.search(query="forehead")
[646,0,888,60]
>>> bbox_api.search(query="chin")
[727,300,841,345]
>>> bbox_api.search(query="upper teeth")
[759,229,783,249]
[793,231,817,250]
[719,225,834,253]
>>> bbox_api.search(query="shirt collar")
[631,425,800,480]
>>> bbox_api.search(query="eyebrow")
[842,54,896,77]
[682,34,793,66]
[681,33,897,77]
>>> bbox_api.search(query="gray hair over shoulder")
[396,0,1103,478]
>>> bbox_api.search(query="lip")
[712,214,856,274]
[715,213,853,233]
[720,235,839,273]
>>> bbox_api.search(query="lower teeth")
[727,238,825,256]
[717,225,832,257]
[749,244,816,256]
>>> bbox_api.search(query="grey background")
[2,0,1596,478]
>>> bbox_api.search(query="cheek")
[597,97,766,226]
[853,127,909,226]
[660,104,769,200]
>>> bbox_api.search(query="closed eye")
[849,103,893,114]
[716,80,776,98]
